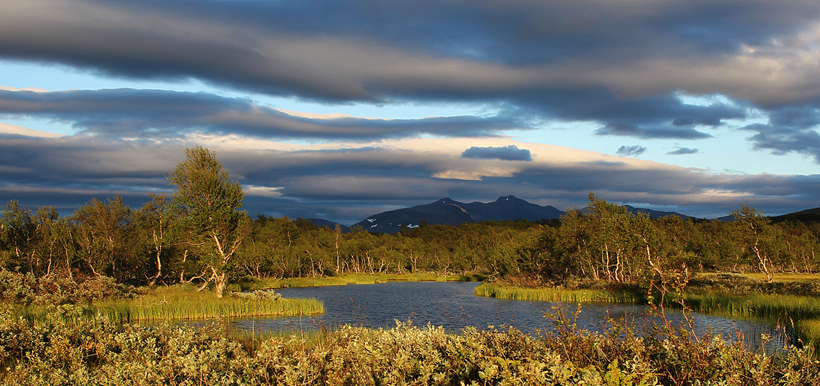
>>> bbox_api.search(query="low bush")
[0,269,144,306]
[2,307,816,385]
[230,289,282,301]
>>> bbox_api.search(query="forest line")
[2,192,817,290]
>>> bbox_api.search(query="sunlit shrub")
[1,312,818,385]
[0,270,144,306]
[230,289,282,301]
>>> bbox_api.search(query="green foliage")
[731,204,780,283]
[0,200,37,271]
[71,197,138,280]
[168,146,251,297]
[0,313,818,385]
[4,181,820,302]
[0,269,143,306]
[14,284,323,324]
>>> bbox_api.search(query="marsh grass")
[683,292,820,348]
[799,319,820,347]
[474,283,644,303]
[684,293,820,320]
[16,284,324,324]
[477,277,820,350]
[743,272,820,282]
[227,323,330,354]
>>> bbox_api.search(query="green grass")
[743,272,820,282]
[476,278,820,350]
[16,284,324,324]
[682,291,820,349]
[241,272,485,290]
[684,292,820,320]
[799,319,820,347]
[474,283,644,303]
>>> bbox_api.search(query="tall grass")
[474,283,644,303]
[799,319,820,347]
[683,292,820,348]
[743,272,820,282]
[16,284,324,324]
[478,275,820,351]
[684,293,820,320]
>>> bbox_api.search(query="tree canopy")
[168,146,250,297]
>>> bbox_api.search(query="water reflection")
[230,281,791,351]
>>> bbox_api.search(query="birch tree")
[168,146,250,298]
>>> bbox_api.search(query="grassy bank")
[15,285,324,324]
[684,292,820,320]
[477,273,820,349]
[683,292,820,347]
[1,312,817,385]
[474,282,645,303]
[240,272,486,290]
[684,272,820,347]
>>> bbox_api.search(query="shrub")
[0,270,144,306]
[0,312,818,385]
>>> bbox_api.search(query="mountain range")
[308,195,690,234]
[350,196,564,233]
[307,196,819,234]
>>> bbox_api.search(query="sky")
[1,0,820,224]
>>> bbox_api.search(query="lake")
[230,281,791,350]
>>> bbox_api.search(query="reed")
[799,319,820,347]
[474,283,643,303]
[16,284,324,324]
[682,291,820,351]
[684,292,820,320]
[742,272,820,282]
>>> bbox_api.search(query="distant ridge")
[464,195,564,222]
[622,205,693,220]
[771,207,820,223]
[300,201,820,232]
[352,195,563,233]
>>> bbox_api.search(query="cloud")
[0,131,815,223]
[0,88,529,140]
[0,0,816,146]
[740,101,820,162]
[616,145,647,157]
[0,122,65,138]
[461,145,532,161]
[667,147,700,155]
[595,122,713,139]
[2,0,820,221]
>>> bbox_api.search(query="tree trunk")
[211,267,227,298]
[148,230,162,286]
[753,244,773,283]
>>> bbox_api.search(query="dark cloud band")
[461,145,532,161]
[0,88,527,140]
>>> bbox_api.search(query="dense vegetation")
[2,189,818,290]
[1,309,817,385]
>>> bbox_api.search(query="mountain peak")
[354,195,564,233]
[433,197,455,205]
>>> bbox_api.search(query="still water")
[231,281,791,350]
